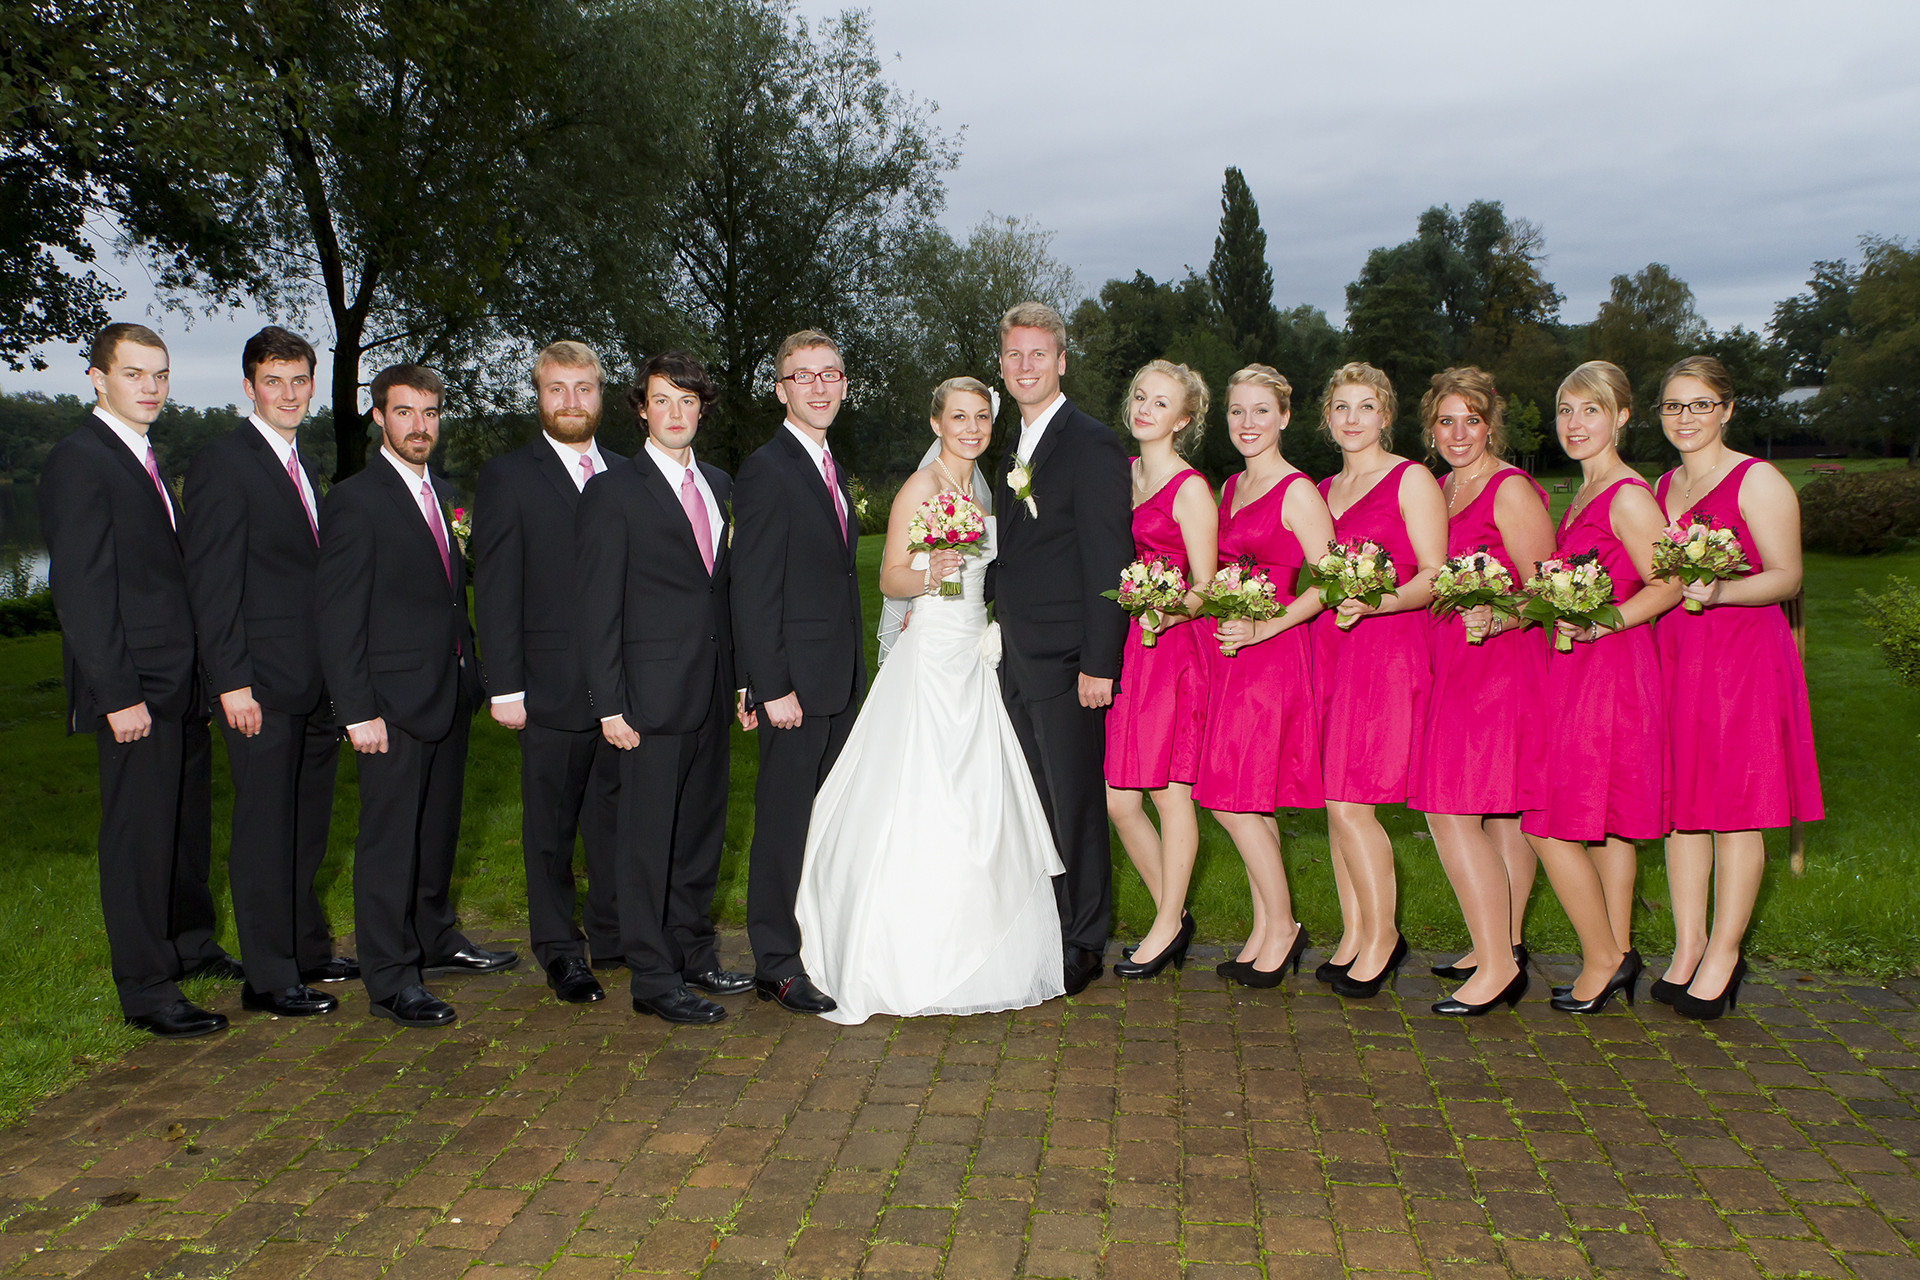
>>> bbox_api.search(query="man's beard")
[542,408,600,444]
[387,429,435,463]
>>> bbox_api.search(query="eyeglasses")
[780,369,846,386]
[1656,398,1727,417]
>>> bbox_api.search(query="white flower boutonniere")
[1007,460,1038,518]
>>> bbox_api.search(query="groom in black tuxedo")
[730,329,865,1014]
[988,302,1133,996]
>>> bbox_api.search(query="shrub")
[1800,468,1920,554]
[1858,575,1920,690]
[0,590,57,638]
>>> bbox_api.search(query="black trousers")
[1001,667,1112,955]
[616,686,730,998]
[351,706,472,1001]
[519,722,619,968]
[94,713,220,1016]
[746,704,856,982]
[220,706,339,991]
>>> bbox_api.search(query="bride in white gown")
[796,377,1065,1024]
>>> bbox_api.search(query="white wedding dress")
[797,517,1065,1024]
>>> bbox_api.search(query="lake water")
[0,484,48,594]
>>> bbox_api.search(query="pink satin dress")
[1411,468,1549,817]
[1312,459,1431,806]
[1105,468,1212,789]
[1655,459,1823,830]
[1194,471,1323,813]
[1521,478,1669,843]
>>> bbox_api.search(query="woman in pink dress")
[1194,365,1333,987]
[1652,355,1823,1020]
[1312,362,1446,999]
[1524,361,1681,1014]
[1105,360,1217,978]
[1411,368,1555,1016]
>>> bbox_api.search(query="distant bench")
[1808,463,1845,475]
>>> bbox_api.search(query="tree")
[1206,167,1279,365]
[905,215,1076,387]
[1771,259,1856,387]
[1345,266,1446,426]
[1703,325,1791,457]
[1820,237,1920,465]
[1587,262,1709,457]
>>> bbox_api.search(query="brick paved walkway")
[3,935,1918,1280]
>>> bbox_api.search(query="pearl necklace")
[933,455,969,495]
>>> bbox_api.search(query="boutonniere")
[1007,460,1038,518]
[848,474,870,523]
[449,506,471,555]
[725,498,735,548]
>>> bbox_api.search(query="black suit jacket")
[39,413,200,732]
[989,398,1133,699]
[314,456,481,741]
[575,452,735,735]
[729,427,865,715]
[182,423,327,716]
[473,439,626,731]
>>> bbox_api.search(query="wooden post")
[1785,588,1807,876]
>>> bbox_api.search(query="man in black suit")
[988,302,1133,997]
[40,323,239,1038]
[315,364,516,1028]
[730,329,865,1014]
[183,325,353,1019]
[577,351,755,1024]
[474,341,624,1005]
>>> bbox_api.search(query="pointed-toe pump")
[1331,933,1408,999]
[1673,956,1746,1021]
[1233,925,1311,989]
[1434,942,1529,983]
[1115,912,1195,980]
[1433,965,1529,1016]
[1549,949,1642,1014]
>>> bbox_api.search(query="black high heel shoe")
[1127,910,1193,962]
[1232,925,1311,989]
[1673,956,1746,1021]
[1331,934,1408,999]
[1549,949,1642,1014]
[1314,956,1352,984]
[1649,960,1695,1005]
[1433,942,1529,983]
[1114,912,1195,979]
[1432,964,1529,1016]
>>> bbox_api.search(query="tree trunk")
[331,320,366,481]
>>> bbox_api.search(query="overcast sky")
[9,0,1916,408]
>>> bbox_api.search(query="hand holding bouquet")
[1651,515,1751,613]
[1103,556,1189,648]
[1303,539,1398,631]
[1195,556,1283,657]
[1430,546,1519,645]
[1519,551,1624,653]
[907,491,987,596]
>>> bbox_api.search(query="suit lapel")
[774,428,845,552]
[86,415,180,541]
[532,440,580,508]
[241,425,316,541]
[703,462,732,575]
[375,459,453,594]
[635,454,709,573]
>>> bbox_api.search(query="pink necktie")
[143,443,175,529]
[579,452,595,488]
[421,479,451,582]
[288,449,318,543]
[821,447,847,543]
[681,468,714,573]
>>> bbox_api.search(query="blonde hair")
[1127,359,1209,457]
[1227,364,1292,415]
[1662,354,1735,405]
[930,376,992,418]
[1320,361,1398,451]
[530,340,604,391]
[998,301,1068,353]
[1557,360,1633,421]
[1420,366,1507,459]
[775,329,843,373]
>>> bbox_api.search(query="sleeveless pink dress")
[1412,468,1549,817]
[1521,478,1668,843]
[1105,468,1212,789]
[1312,459,1431,805]
[1655,459,1823,830]
[1194,472,1322,813]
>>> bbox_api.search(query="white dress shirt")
[644,438,723,535]
[1015,392,1067,465]
[783,420,847,528]
[545,432,608,491]
[249,414,319,530]
[93,406,175,529]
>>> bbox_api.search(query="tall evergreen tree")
[1206,167,1279,365]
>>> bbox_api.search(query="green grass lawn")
[1,538,1916,1122]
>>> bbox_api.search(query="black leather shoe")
[684,968,754,995]
[1314,955,1353,984]
[1433,965,1529,1016]
[1232,925,1312,989]
[1673,955,1747,1022]
[424,945,519,974]
[546,957,605,1004]
[1550,949,1642,1014]
[1062,947,1104,997]
[125,1000,228,1039]
[1113,912,1196,980]
[187,955,246,982]
[241,984,338,1017]
[1433,943,1528,983]
[299,956,360,984]
[1331,933,1409,999]
[370,984,457,1028]
[754,973,838,1014]
[636,984,726,1024]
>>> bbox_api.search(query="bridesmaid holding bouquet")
[1193,366,1333,986]
[1312,362,1446,998]
[1410,368,1555,1015]
[1652,356,1822,1020]
[1524,361,1681,1013]
[1105,360,1217,978]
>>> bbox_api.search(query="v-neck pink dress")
[1654,459,1823,830]
[1105,468,1212,789]
[1312,459,1431,805]
[1521,477,1669,843]
[1194,471,1322,812]
[1411,468,1549,816]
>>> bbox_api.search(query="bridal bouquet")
[1303,539,1397,630]
[1651,515,1750,613]
[1430,546,1520,645]
[1195,556,1282,658]
[1103,556,1188,648]
[907,491,987,596]
[1519,551,1624,653]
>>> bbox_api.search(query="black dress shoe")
[1550,949,1642,1014]
[1314,956,1353,984]
[1673,956,1747,1022]
[1432,965,1529,1016]
[1114,912,1196,980]
[1062,947,1104,997]
[241,984,338,1017]
[1331,934,1409,999]
[545,957,605,1004]
[424,945,519,974]
[1232,925,1312,989]
[370,984,457,1028]
[125,1000,228,1039]
[299,956,360,984]
[1433,943,1529,983]
[755,973,838,1014]
[187,955,246,982]
[684,968,754,995]
[636,984,726,1024]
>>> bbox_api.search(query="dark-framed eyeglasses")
[780,369,846,386]
[1656,398,1728,417]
